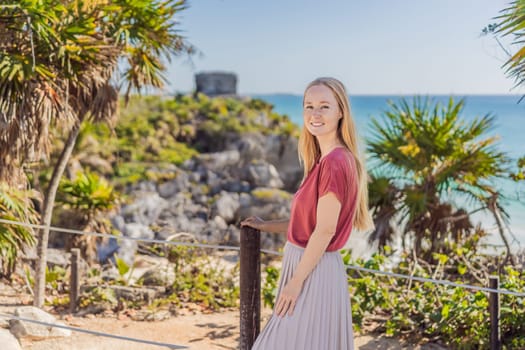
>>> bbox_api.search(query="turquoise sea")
[252,94,525,250]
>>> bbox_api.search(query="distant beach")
[253,94,525,250]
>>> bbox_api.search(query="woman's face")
[303,84,342,139]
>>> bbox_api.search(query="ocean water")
[252,94,525,250]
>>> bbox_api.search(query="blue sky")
[166,0,525,95]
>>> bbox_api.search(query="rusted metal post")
[489,276,501,350]
[69,248,80,313]
[240,226,261,350]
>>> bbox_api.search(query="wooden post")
[240,227,261,350]
[489,276,501,350]
[69,248,80,313]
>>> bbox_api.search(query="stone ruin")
[195,72,237,96]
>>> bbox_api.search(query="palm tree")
[0,0,194,307]
[367,97,511,261]
[367,174,401,251]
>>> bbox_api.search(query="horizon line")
[167,90,525,97]
[246,92,525,97]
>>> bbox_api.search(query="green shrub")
[261,242,525,348]
[167,245,240,310]
[340,246,525,348]
[262,266,279,308]
[58,171,118,212]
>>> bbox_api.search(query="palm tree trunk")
[491,204,515,267]
[33,116,83,308]
[487,194,515,267]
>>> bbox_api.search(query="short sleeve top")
[286,147,358,251]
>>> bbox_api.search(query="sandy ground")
[1,281,445,350]
[16,310,436,350]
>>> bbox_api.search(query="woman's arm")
[274,192,341,317]
[240,217,289,235]
[262,218,289,234]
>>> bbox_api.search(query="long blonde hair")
[299,77,374,232]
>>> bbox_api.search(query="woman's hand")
[275,277,303,318]
[240,216,266,231]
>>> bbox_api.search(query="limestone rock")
[245,161,284,189]
[109,285,160,303]
[157,171,190,198]
[196,150,240,173]
[121,192,168,226]
[0,328,21,350]
[9,306,71,340]
[140,267,175,286]
[212,191,240,223]
[264,134,302,191]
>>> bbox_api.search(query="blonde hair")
[299,77,374,232]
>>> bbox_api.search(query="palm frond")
[0,182,39,277]
[367,96,511,258]
[495,0,525,95]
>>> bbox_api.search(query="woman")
[241,77,374,350]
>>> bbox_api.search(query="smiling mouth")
[310,122,325,127]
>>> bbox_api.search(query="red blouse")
[286,147,358,251]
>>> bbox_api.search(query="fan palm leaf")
[367,97,510,258]
[495,0,525,93]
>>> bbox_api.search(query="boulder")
[139,267,175,286]
[46,248,70,268]
[264,134,302,191]
[9,307,71,340]
[164,216,208,237]
[222,180,251,193]
[199,226,227,243]
[124,223,155,240]
[100,265,120,282]
[121,192,168,226]
[224,224,241,245]
[212,215,228,230]
[234,133,266,164]
[245,161,284,188]
[196,150,241,173]
[109,285,160,303]
[129,180,157,192]
[212,191,240,223]
[116,223,155,266]
[238,188,292,221]
[157,171,190,198]
[233,133,302,191]
[0,329,21,350]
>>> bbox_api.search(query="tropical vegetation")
[0,183,39,278]
[0,0,523,347]
[367,97,513,263]
[262,232,525,348]
[0,0,194,307]
[55,171,119,263]
[40,94,297,188]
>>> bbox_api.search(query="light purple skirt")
[252,241,354,350]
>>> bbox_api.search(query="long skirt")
[252,241,354,350]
